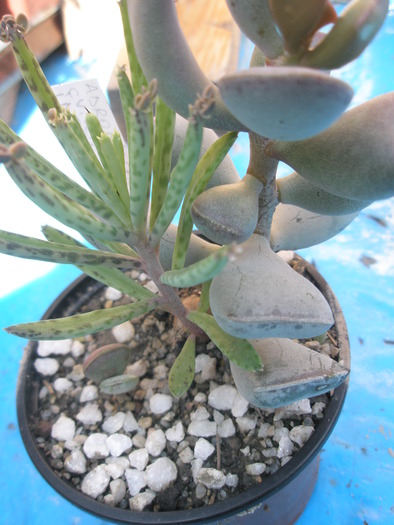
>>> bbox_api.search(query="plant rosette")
[17,255,349,525]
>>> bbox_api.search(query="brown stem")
[247,132,279,240]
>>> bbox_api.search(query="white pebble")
[106,456,130,470]
[81,465,110,498]
[112,321,135,343]
[110,479,126,504]
[218,418,236,438]
[128,448,149,471]
[105,462,125,480]
[274,399,311,420]
[236,416,257,432]
[194,438,215,461]
[190,406,210,421]
[145,457,177,492]
[277,435,294,458]
[144,280,159,294]
[126,359,148,377]
[179,446,194,464]
[79,385,98,403]
[51,415,75,442]
[145,429,166,457]
[191,458,203,482]
[196,468,226,489]
[225,473,239,488]
[246,463,266,476]
[76,403,102,425]
[208,385,237,411]
[34,358,59,376]
[64,449,87,475]
[102,412,126,433]
[149,393,173,415]
[123,411,139,433]
[83,433,109,459]
[132,434,146,448]
[71,340,85,358]
[194,393,207,404]
[165,421,185,443]
[68,364,85,382]
[188,420,217,438]
[129,490,156,511]
[37,339,72,357]
[289,425,314,447]
[53,378,73,393]
[231,392,249,417]
[107,433,132,457]
[125,468,147,496]
[105,287,123,301]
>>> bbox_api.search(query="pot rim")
[16,258,350,524]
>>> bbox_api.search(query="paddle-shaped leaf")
[168,335,196,397]
[100,374,139,395]
[188,311,262,371]
[6,298,155,340]
[217,67,353,140]
[267,92,394,201]
[84,343,132,383]
[230,338,349,408]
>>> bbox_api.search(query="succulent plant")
[0,0,392,408]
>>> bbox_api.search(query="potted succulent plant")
[0,0,392,523]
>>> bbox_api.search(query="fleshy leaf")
[187,311,262,371]
[230,338,349,408]
[217,67,353,141]
[225,0,283,59]
[168,335,196,397]
[191,174,262,245]
[300,0,389,69]
[267,92,394,201]
[100,374,139,395]
[5,298,155,340]
[84,343,132,383]
[270,203,358,251]
[209,234,334,339]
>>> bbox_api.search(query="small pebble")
[179,446,194,464]
[129,490,156,511]
[37,339,72,357]
[149,393,173,415]
[218,418,236,438]
[112,321,135,343]
[194,438,215,461]
[81,465,110,498]
[105,287,123,301]
[125,468,147,496]
[165,421,185,443]
[105,462,125,480]
[51,415,75,442]
[123,411,139,433]
[246,463,266,476]
[145,457,177,492]
[102,412,126,434]
[129,448,149,471]
[190,406,210,421]
[34,358,59,376]
[83,433,109,459]
[64,449,87,475]
[76,403,103,425]
[290,425,314,446]
[53,378,73,393]
[231,392,249,418]
[145,429,166,457]
[196,468,226,489]
[79,385,98,403]
[208,385,237,411]
[110,479,127,504]
[71,340,85,358]
[188,420,217,438]
[106,433,132,457]
[236,416,257,432]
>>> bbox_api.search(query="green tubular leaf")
[0,229,141,268]
[169,335,196,397]
[128,105,152,232]
[160,245,236,288]
[150,116,203,248]
[172,131,238,270]
[8,27,62,116]
[118,0,148,94]
[117,68,135,129]
[187,311,262,371]
[4,158,134,244]
[150,97,176,229]
[42,226,154,300]
[98,132,130,212]
[6,298,155,340]
[0,120,124,226]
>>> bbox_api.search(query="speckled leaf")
[225,0,283,59]
[300,0,389,69]
[217,67,353,141]
[0,229,141,268]
[169,335,196,397]
[187,311,262,371]
[42,226,153,300]
[5,298,155,340]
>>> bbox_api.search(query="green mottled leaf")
[169,335,196,397]
[0,229,141,268]
[6,298,155,340]
[150,115,203,247]
[150,97,176,228]
[98,132,129,212]
[42,226,153,300]
[187,311,262,371]
[172,131,237,270]
[161,245,236,288]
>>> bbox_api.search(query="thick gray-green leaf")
[168,335,196,397]
[270,203,358,251]
[188,311,262,371]
[217,67,353,140]
[277,172,371,215]
[191,174,263,245]
[0,229,141,268]
[100,374,139,395]
[230,337,349,408]
[225,0,283,59]
[267,92,394,201]
[210,234,334,339]
[84,343,132,383]
[127,0,243,131]
[6,298,154,340]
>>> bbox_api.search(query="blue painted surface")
[0,7,394,525]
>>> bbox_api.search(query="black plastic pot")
[17,258,350,525]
